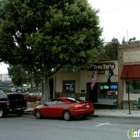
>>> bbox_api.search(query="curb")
[90,114,140,119]
[24,110,140,119]
[24,110,32,115]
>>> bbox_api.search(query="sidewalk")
[92,109,140,118]
[24,107,140,118]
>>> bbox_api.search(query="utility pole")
[127,71,131,114]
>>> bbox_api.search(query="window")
[66,98,83,103]
[110,85,118,90]
[103,85,109,89]
[8,94,24,101]
[0,94,7,101]
[63,81,75,93]
[98,83,118,98]
[57,100,66,104]
[126,80,140,94]
[47,100,57,105]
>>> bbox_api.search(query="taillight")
[74,104,83,109]
[7,102,10,108]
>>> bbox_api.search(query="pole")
[127,71,131,114]
[127,30,129,42]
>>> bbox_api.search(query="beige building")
[0,74,11,82]
[118,43,140,108]
[54,61,118,103]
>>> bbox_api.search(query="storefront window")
[126,80,140,94]
[63,81,75,93]
[98,83,118,98]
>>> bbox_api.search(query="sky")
[0,62,8,74]
[0,0,140,74]
[88,0,140,42]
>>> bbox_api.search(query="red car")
[32,97,94,121]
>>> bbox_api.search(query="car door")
[43,100,58,117]
[55,100,66,117]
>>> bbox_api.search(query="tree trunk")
[31,74,34,92]
[21,81,24,92]
[43,74,50,104]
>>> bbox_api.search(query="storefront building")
[118,43,140,108]
[54,61,118,102]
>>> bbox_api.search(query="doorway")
[86,82,97,103]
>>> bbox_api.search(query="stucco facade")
[54,61,118,101]
[118,43,140,107]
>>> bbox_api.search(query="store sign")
[97,70,105,74]
[86,62,115,71]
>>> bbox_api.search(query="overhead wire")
[99,1,140,14]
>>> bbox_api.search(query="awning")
[121,65,140,79]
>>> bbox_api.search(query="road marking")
[95,122,113,127]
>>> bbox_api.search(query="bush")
[26,95,37,102]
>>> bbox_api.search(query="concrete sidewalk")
[24,108,140,118]
[92,109,140,118]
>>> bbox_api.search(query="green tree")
[0,0,102,102]
[8,65,30,91]
[8,65,42,92]
[96,38,119,61]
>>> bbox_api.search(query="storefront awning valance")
[121,65,140,79]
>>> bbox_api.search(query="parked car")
[0,93,27,118]
[29,92,42,101]
[20,92,30,99]
[32,97,94,121]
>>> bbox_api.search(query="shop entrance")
[86,82,98,103]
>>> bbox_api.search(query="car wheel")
[63,110,71,121]
[17,110,23,116]
[35,110,42,119]
[0,108,4,118]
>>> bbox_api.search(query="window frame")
[62,80,75,93]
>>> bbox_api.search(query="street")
[0,114,140,140]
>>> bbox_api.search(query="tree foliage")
[8,65,31,86]
[0,0,103,102]
[8,65,42,92]
[95,38,119,61]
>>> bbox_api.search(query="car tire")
[63,110,71,121]
[0,108,4,118]
[35,110,42,119]
[17,110,23,116]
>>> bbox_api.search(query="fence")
[55,92,86,99]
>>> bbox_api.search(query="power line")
[100,2,140,14]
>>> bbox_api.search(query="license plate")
[86,104,90,108]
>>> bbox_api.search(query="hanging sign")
[86,62,115,71]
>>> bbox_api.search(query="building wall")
[118,43,140,107]
[54,60,118,96]
[0,74,11,82]
[54,72,80,93]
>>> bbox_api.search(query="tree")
[8,64,47,92]
[8,65,33,91]
[96,38,119,61]
[0,0,102,102]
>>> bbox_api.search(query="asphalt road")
[0,114,140,140]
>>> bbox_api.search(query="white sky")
[88,0,140,42]
[0,62,8,74]
[1,0,140,74]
